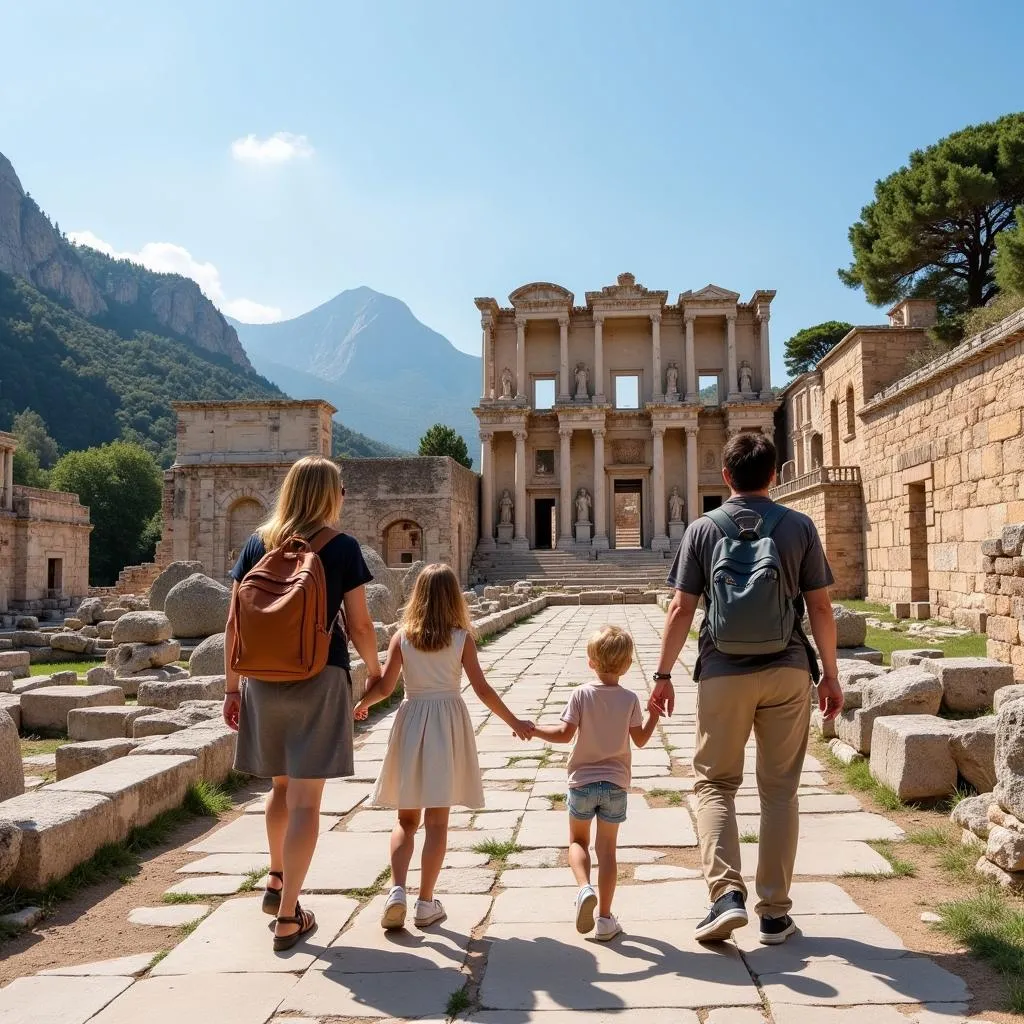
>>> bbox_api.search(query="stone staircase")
[471,546,676,590]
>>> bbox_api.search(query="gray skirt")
[234,665,355,780]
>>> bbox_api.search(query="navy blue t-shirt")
[230,531,373,670]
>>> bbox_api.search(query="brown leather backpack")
[229,527,339,682]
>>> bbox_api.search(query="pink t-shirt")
[561,682,642,791]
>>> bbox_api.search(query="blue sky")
[3,0,1023,384]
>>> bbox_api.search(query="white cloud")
[230,132,314,164]
[67,230,283,324]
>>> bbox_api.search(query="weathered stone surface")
[0,976,134,1024]
[988,805,1024,832]
[402,560,427,600]
[995,684,1024,710]
[85,665,115,687]
[132,702,222,738]
[833,604,868,648]
[12,630,49,647]
[14,615,39,629]
[55,738,139,780]
[0,818,23,885]
[837,667,944,753]
[136,675,225,710]
[869,715,957,800]
[21,685,125,735]
[148,560,204,611]
[101,607,129,621]
[188,632,225,677]
[364,582,397,624]
[79,625,99,638]
[68,705,158,742]
[76,597,105,625]
[986,824,1024,871]
[96,621,115,640]
[360,545,402,606]
[127,904,210,927]
[1,708,23,801]
[975,854,1024,891]
[811,708,836,739]
[951,793,994,839]
[581,590,624,605]
[0,693,21,730]
[995,696,1024,819]
[105,639,181,676]
[0,789,119,889]
[949,716,997,793]
[1002,522,1024,557]
[0,650,30,676]
[920,656,1015,713]
[0,671,12,693]
[828,738,863,765]
[111,611,172,645]
[835,660,886,710]
[164,573,230,638]
[50,632,96,655]
[63,618,84,631]
[890,648,944,668]
[134,723,235,782]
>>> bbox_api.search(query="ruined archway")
[384,519,423,567]
[227,498,265,570]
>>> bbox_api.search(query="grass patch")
[178,917,203,938]
[183,780,234,817]
[936,887,1024,1013]
[546,793,566,809]
[149,950,169,967]
[162,891,206,905]
[28,660,99,677]
[344,867,392,902]
[446,983,472,1017]
[740,830,759,843]
[19,736,65,758]
[906,826,953,849]
[938,839,981,881]
[473,839,522,862]
[863,625,986,666]
[237,866,270,893]
[868,840,917,878]
[841,599,895,622]
[820,743,904,811]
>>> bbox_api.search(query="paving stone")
[0,976,133,1024]
[733,811,904,842]
[447,827,514,851]
[127,904,210,927]
[177,853,270,875]
[771,1007,984,1024]
[474,810,523,830]
[470,1013,699,1024]
[303,832,390,890]
[405,867,496,893]
[507,848,561,868]
[244,781,372,816]
[39,952,158,976]
[480,920,760,1010]
[501,867,580,887]
[151,895,358,975]
[634,864,703,880]
[188,812,340,854]
[87,973,299,1024]
[516,807,697,849]
[741,841,893,877]
[164,874,249,896]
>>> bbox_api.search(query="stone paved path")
[0,607,995,1023]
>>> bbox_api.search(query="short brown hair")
[401,563,474,652]
[587,625,634,675]
[723,432,777,492]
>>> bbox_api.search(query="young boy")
[531,624,660,940]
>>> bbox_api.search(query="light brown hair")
[257,456,343,549]
[402,563,473,652]
[587,625,634,676]
[723,432,777,492]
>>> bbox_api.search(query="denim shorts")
[567,781,628,824]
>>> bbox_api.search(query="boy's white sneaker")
[414,898,447,927]
[381,886,407,930]
[574,884,598,934]
[595,914,623,942]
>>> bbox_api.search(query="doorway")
[702,494,723,513]
[47,558,63,597]
[534,498,556,549]
[613,480,642,549]
[907,482,929,602]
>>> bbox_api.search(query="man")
[652,432,843,946]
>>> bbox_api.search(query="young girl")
[353,564,533,930]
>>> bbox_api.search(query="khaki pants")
[693,665,811,919]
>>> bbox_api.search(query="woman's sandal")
[262,871,284,916]
[273,903,317,952]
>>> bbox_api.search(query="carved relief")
[613,439,644,464]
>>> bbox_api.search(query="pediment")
[679,283,741,304]
[585,272,669,308]
[508,282,574,307]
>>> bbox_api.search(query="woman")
[223,455,382,950]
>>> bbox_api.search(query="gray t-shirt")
[667,496,834,681]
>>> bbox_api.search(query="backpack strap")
[704,507,741,539]
[758,504,789,538]
[309,526,340,554]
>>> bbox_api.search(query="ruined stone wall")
[983,523,1024,681]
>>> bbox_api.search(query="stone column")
[558,426,573,548]
[515,318,527,400]
[651,425,669,551]
[3,447,12,511]
[558,316,570,402]
[684,312,697,403]
[480,323,490,400]
[686,426,699,524]
[758,312,772,398]
[593,314,605,404]
[726,312,738,401]
[651,313,662,401]
[513,428,528,548]
[478,431,495,549]
[592,427,608,548]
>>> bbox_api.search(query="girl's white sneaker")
[381,886,407,930]
[574,885,598,934]
[414,898,447,927]
[595,914,623,942]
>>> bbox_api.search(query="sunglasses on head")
[341,486,346,497]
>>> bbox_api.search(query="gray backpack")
[703,505,795,656]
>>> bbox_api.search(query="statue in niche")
[499,489,514,524]
[575,487,592,523]
[668,486,684,523]
[739,360,754,394]
[703,449,715,470]
[574,363,590,400]
[665,362,679,395]
[500,367,514,400]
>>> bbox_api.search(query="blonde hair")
[587,625,634,676]
[257,456,343,549]
[402,563,473,652]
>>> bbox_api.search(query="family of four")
[222,432,843,952]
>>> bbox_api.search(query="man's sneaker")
[595,914,623,942]
[574,884,598,934]
[694,891,749,942]
[380,886,407,930]
[759,914,798,945]
[414,898,447,927]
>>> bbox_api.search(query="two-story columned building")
[473,273,777,552]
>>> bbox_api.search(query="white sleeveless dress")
[370,629,485,809]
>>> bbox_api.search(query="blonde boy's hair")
[401,563,474,653]
[587,625,634,676]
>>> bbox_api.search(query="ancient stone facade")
[157,401,335,580]
[474,274,777,552]
[338,457,479,586]
[0,432,91,615]
[982,523,1024,681]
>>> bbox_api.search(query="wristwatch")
[653,672,672,682]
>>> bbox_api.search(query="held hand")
[650,679,675,718]
[817,674,844,721]
[222,691,241,732]
[353,699,370,721]
[512,719,535,741]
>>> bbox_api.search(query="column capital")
[651,424,666,438]
[593,312,606,325]
[479,429,495,443]
[512,428,528,442]
[685,424,699,437]
[757,310,771,323]
[683,310,697,325]
[558,425,574,439]
[591,426,606,439]
[558,315,570,327]
[650,312,662,325]
[515,316,527,329]
[725,311,737,323]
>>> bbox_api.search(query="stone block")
[951,792,993,839]
[49,754,199,832]
[0,693,21,730]
[111,611,172,645]
[0,671,11,694]
[20,685,126,735]
[13,675,52,694]
[921,656,1015,713]
[148,561,205,611]
[85,665,116,687]
[96,622,115,640]
[132,702,222,738]
[1001,523,1024,557]
[870,715,956,801]
[909,601,931,619]
[828,738,863,765]
[975,854,1024,891]
[580,590,624,605]
[12,630,50,647]
[890,601,911,619]
[136,675,225,710]
[1,708,24,801]
[164,573,231,638]
[188,632,225,677]
[105,639,181,676]
[811,708,836,739]
[0,818,22,885]
[987,615,1021,644]
[68,705,160,742]
[949,716,997,792]
[953,607,987,632]
[995,697,1024,820]
[102,607,129,620]
[836,659,886,710]
[134,723,235,782]
[0,789,119,889]
[995,684,1024,710]
[0,650,30,677]
[55,738,139,780]
[832,604,868,647]
[890,648,944,668]
[50,670,79,685]
[76,597,105,625]
[14,615,39,630]
[50,632,97,655]
[62,618,84,631]
[987,824,1024,871]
